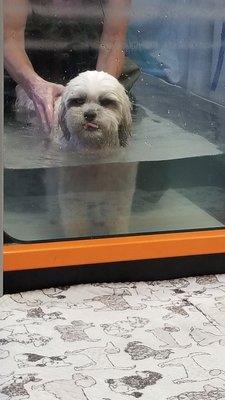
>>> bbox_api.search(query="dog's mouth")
[83,122,99,131]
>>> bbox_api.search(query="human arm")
[96,0,131,78]
[4,0,64,132]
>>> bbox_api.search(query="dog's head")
[58,70,132,152]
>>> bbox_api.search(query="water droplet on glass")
[144,139,151,146]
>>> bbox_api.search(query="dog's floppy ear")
[58,100,71,141]
[118,92,132,147]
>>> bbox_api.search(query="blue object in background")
[126,0,225,105]
[211,22,225,91]
[127,23,169,81]
[126,0,190,85]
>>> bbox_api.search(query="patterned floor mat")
[1,274,225,399]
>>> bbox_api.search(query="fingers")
[44,100,54,133]
[31,82,65,134]
[35,101,53,134]
[43,85,64,132]
[35,94,54,134]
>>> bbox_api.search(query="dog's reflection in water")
[16,71,138,237]
[57,162,137,237]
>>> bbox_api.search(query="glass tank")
[4,0,225,242]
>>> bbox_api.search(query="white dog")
[16,71,138,237]
[56,70,132,151]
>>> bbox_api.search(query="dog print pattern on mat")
[146,324,191,348]
[32,374,96,400]
[0,373,41,400]
[15,342,135,371]
[125,341,173,360]
[101,317,150,338]
[16,306,66,323]
[81,294,147,312]
[54,320,100,342]
[159,352,225,384]
[1,275,225,399]
[106,370,163,398]
[14,353,71,369]
[168,384,225,400]
[66,342,135,371]
[0,324,52,347]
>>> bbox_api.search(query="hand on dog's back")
[25,77,65,134]
[31,79,65,134]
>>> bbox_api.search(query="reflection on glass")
[4,0,225,242]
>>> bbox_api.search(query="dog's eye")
[99,98,117,107]
[67,97,86,107]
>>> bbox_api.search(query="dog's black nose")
[84,110,97,122]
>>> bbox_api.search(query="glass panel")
[4,0,225,242]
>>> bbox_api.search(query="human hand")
[25,77,65,134]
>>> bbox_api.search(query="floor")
[1,274,225,399]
